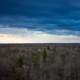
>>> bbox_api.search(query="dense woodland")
[0,44,80,80]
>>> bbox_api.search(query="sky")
[0,0,80,43]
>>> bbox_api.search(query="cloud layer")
[0,0,80,43]
[0,26,80,43]
[0,0,80,19]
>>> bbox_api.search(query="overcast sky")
[0,0,80,43]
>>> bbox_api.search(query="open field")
[0,43,80,80]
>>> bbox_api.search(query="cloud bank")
[0,26,80,43]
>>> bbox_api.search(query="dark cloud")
[0,0,79,18]
[0,0,80,33]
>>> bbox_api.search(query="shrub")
[16,55,24,67]
[42,48,48,62]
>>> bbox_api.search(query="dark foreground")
[0,43,80,80]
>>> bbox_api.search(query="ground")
[0,43,79,80]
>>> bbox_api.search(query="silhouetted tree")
[16,55,24,67]
[15,55,24,80]
[42,48,48,63]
